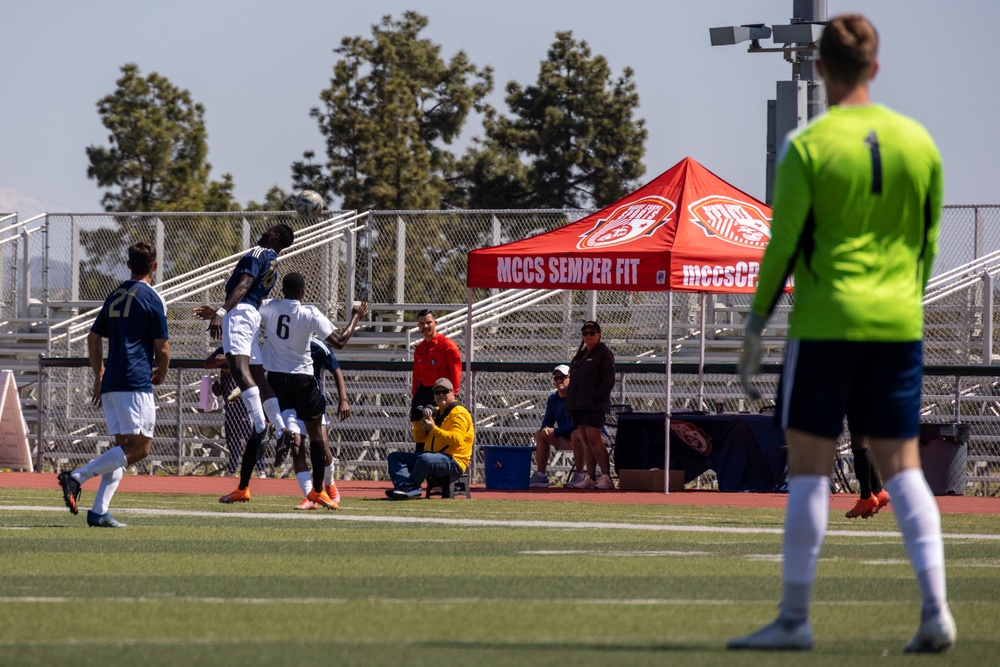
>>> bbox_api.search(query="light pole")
[710,1,828,203]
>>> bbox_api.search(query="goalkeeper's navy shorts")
[774,339,922,440]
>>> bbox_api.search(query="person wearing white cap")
[386,377,474,500]
[529,365,587,488]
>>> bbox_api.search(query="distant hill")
[0,188,72,220]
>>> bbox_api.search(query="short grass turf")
[1,488,998,667]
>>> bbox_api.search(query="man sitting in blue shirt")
[530,364,588,488]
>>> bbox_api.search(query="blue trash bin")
[481,445,535,490]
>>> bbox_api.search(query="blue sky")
[2,0,997,218]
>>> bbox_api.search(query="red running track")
[2,472,997,514]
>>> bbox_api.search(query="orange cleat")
[307,489,338,510]
[219,487,251,504]
[326,482,341,505]
[845,495,879,519]
[294,497,320,510]
[873,489,891,514]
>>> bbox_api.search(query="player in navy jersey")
[194,224,294,504]
[58,242,170,527]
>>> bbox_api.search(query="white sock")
[91,467,124,514]
[779,475,829,626]
[73,446,128,483]
[296,471,313,497]
[262,397,286,437]
[240,386,266,433]
[324,464,334,487]
[884,468,947,619]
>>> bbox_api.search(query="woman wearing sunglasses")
[564,320,616,489]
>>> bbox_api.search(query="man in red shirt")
[410,309,462,422]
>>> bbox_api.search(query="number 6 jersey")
[258,298,335,375]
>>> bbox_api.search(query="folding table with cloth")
[613,411,787,492]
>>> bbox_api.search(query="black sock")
[870,462,883,495]
[309,441,326,493]
[853,446,873,499]
[239,436,260,490]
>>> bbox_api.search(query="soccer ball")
[293,190,324,218]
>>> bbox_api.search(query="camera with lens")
[421,405,435,419]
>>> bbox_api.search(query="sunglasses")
[552,374,567,381]
[581,330,598,336]
[433,389,451,396]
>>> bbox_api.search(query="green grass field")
[1,488,998,666]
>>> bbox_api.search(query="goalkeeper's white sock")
[884,468,947,620]
[779,475,829,627]
[324,464,334,487]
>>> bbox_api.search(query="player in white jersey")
[258,272,368,509]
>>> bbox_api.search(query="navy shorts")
[775,339,923,440]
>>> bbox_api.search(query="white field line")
[2,596,992,607]
[2,504,1000,541]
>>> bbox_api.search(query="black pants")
[410,384,435,422]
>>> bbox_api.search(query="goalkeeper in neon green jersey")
[731,14,953,654]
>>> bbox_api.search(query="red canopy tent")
[467,156,772,294]
[465,156,776,493]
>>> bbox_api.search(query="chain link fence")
[0,214,18,322]
[11,205,1000,495]
[937,205,1000,275]
[35,359,998,495]
[18,206,996,321]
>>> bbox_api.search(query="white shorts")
[222,303,262,362]
[102,391,156,438]
[281,408,328,435]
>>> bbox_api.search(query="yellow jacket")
[411,402,474,472]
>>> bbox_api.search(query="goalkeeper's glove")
[738,312,767,400]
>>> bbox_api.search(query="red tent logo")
[577,196,675,250]
[688,195,772,248]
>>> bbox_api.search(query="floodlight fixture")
[708,2,828,204]
[771,23,824,46]
[709,24,772,47]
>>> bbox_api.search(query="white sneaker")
[575,476,596,490]
[727,619,813,651]
[529,471,550,488]
[564,472,588,489]
[595,474,615,490]
[905,608,956,653]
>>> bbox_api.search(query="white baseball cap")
[553,364,570,377]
